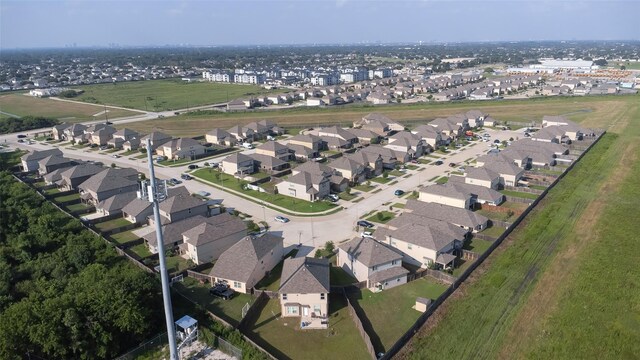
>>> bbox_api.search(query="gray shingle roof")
[21,148,63,162]
[249,153,287,169]
[97,192,138,212]
[182,213,246,246]
[60,163,104,181]
[78,168,139,194]
[222,152,253,165]
[210,233,284,283]
[404,199,488,229]
[121,198,152,217]
[159,193,207,214]
[338,237,403,267]
[368,266,409,284]
[381,213,467,251]
[465,167,500,182]
[279,257,330,294]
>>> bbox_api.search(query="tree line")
[0,116,59,135]
[0,171,163,359]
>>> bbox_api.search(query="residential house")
[276,170,330,202]
[429,118,463,140]
[346,151,383,178]
[360,145,409,168]
[291,162,348,193]
[144,215,207,254]
[385,131,426,158]
[52,123,71,140]
[287,134,324,152]
[90,126,117,146]
[411,124,443,148]
[181,213,248,265]
[63,124,88,142]
[288,143,319,161]
[58,163,104,190]
[122,197,153,224]
[206,128,236,147]
[374,213,467,269]
[482,158,525,187]
[465,110,486,127]
[221,153,255,176]
[20,148,63,172]
[227,125,255,143]
[255,141,292,161]
[37,155,75,175]
[141,131,172,151]
[122,137,141,151]
[158,138,206,160]
[249,153,289,172]
[279,257,330,324]
[210,233,285,294]
[78,168,139,205]
[464,167,501,189]
[337,237,408,292]
[329,157,367,184]
[345,128,381,144]
[404,199,488,233]
[155,189,209,225]
[96,192,137,216]
[108,128,139,149]
[317,126,358,147]
[227,98,248,111]
[418,180,505,209]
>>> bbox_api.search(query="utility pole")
[144,138,178,360]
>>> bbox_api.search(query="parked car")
[357,220,374,228]
[210,162,219,168]
[275,216,290,223]
[112,154,121,158]
[188,164,199,170]
[494,139,501,144]
[170,178,182,184]
[326,194,339,202]
[181,174,192,180]
[360,231,374,239]
[394,189,405,196]
[449,162,457,167]
[434,160,444,166]
[16,134,27,139]
[209,283,235,300]
[410,159,418,164]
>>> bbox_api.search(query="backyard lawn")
[247,295,371,360]
[480,225,507,239]
[330,266,358,286]
[475,208,516,222]
[463,238,495,254]
[53,193,80,203]
[128,243,152,258]
[94,217,132,231]
[64,203,90,213]
[110,230,141,244]
[350,278,448,352]
[172,278,253,327]
[193,170,337,213]
[500,189,539,200]
[43,187,60,195]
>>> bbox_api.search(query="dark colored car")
[181,174,192,180]
[17,134,27,139]
[357,220,374,228]
[449,162,457,167]
[209,283,235,300]
[394,189,405,196]
[494,139,501,144]
[434,160,444,166]
[188,164,199,170]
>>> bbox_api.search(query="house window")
[314,305,321,314]
[286,306,298,315]
[372,265,378,271]
[407,244,413,250]
[282,294,287,300]
[320,293,325,300]
[233,281,241,289]
[392,260,399,266]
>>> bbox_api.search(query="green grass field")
[72,79,276,111]
[247,295,371,360]
[351,278,448,352]
[399,94,640,359]
[0,93,138,122]
[94,217,132,231]
[367,211,395,224]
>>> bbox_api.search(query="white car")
[360,231,373,238]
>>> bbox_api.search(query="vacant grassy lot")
[119,95,629,138]
[398,94,640,359]
[0,93,138,121]
[73,79,275,111]
[351,278,448,352]
[247,295,371,360]
[193,169,337,213]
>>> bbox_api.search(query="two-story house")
[221,153,255,176]
[338,237,408,292]
[275,171,330,202]
[279,257,330,329]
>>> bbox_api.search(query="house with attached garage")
[374,213,467,269]
[248,153,289,172]
[37,155,75,176]
[481,158,525,187]
[345,128,381,144]
[153,187,209,225]
[404,199,488,233]
[221,153,256,176]
[20,148,63,172]
[353,112,405,136]
[346,151,383,178]
[418,180,505,210]
[77,168,139,205]
[210,233,285,294]
[291,161,348,193]
[108,128,139,149]
[329,157,367,185]
[96,192,137,217]
[463,166,501,189]
[279,257,330,329]
[140,131,172,151]
[337,237,408,292]
[57,163,104,190]
[287,134,324,152]
[275,170,330,202]
[412,124,444,148]
[429,117,463,140]
[255,141,292,161]
[180,213,248,265]
[317,126,358,148]
[90,126,117,146]
[465,110,486,127]
[158,138,206,160]
[62,123,88,142]
[385,131,427,157]
[205,128,237,147]
[52,123,71,140]
[361,145,410,168]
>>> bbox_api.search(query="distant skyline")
[1,0,638,50]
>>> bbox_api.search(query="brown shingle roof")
[279,257,330,294]
[210,233,284,283]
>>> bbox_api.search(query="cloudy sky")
[1,0,638,49]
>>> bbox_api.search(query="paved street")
[1,121,524,252]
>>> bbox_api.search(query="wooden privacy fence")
[237,292,268,332]
[505,195,534,204]
[472,232,499,242]
[343,289,378,360]
[187,270,214,284]
[379,132,606,360]
[461,249,479,261]
[504,185,544,195]
[251,288,279,299]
